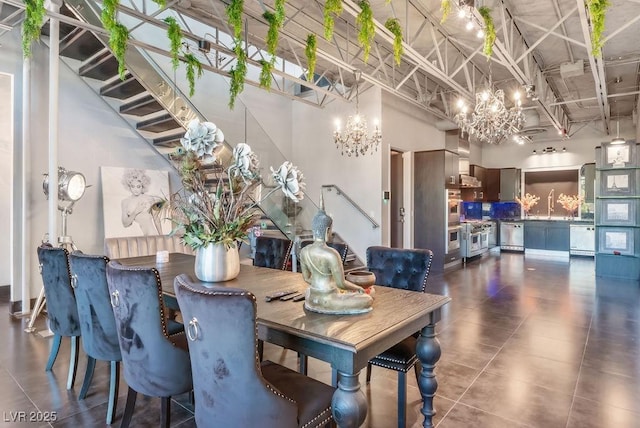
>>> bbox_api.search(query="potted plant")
[170,119,305,281]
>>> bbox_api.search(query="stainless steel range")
[460,221,490,261]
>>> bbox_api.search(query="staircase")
[38,1,370,270]
[40,2,317,244]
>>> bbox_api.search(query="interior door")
[390,150,404,248]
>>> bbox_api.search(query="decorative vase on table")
[195,242,240,282]
[168,119,306,284]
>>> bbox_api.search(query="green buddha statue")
[299,204,373,315]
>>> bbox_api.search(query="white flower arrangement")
[170,119,305,249]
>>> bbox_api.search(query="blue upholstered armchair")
[253,236,293,270]
[69,252,121,425]
[37,244,81,390]
[365,246,434,428]
[174,274,335,428]
[105,262,192,428]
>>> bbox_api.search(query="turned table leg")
[416,315,442,428]
[331,371,367,428]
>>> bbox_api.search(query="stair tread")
[120,94,163,116]
[79,51,119,81]
[137,113,181,133]
[60,29,104,61]
[100,74,146,99]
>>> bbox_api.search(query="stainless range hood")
[445,130,470,176]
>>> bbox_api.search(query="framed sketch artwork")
[101,167,171,238]
[600,141,636,168]
[597,199,638,226]
[599,169,636,196]
[598,227,635,256]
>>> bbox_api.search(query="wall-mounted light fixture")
[533,146,566,154]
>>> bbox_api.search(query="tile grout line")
[435,308,533,427]
[564,309,594,428]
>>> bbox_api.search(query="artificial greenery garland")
[109,22,130,79]
[151,0,166,7]
[101,0,118,30]
[440,0,451,24]
[478,6,496,59]
[164,17,182,70]
[356,0,375,63]
[229,43,247,109]
[183,52,203,97]
[259,59,274,90]
[588,0,610,57]
[384,18,403,65]
[226,0,244,39]
[323,0,342,40]
[305,34,317,82]
[22,0,46,57]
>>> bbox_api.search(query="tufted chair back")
[37,245,80,337]
[253,236,293,270]
[366,246,434,292]
[104,235,194,259]
[70,253,121,362]
[300,240,349,265]
[69,252,122,424]
[105,262,192,398]
[174,274,335,428]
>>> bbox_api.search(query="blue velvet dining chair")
[69,252,121,425]
[37,244,81,390]
[173,273,335,428]
[253,236,293,270]
[105,262,192,428]
[365,246,434,428]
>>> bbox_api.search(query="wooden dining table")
[116,252,451,428]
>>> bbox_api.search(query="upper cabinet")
[445,150,459,188]
[500,168,521,201]
[485,168,501,201]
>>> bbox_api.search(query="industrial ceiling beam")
[575,0,610,134]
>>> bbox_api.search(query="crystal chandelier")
[334,72,382,157]
[455,72,525,144]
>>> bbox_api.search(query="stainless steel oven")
[447,226,461,253]
[446,189,461,225]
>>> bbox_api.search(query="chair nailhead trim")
[369,359,416,373]
[302,407,333,428]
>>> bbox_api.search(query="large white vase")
[194,242,240,282]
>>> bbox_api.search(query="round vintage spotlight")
[43,167,87,202]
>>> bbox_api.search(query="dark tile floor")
[1,252,639,427]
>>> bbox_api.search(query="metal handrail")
[321,185,380,229]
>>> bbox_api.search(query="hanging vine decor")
[305,33,317,82]
[183,52,203,97]
[229,44,247,109]
[384,18,403,65]
[22,0,46,57]
[356,0,375,63]
[259,59,274,90]
[100,0,130,80]
[323,0,342,40]
[588,0,610,57]
[263,11,279,55]
[440,0,451,24]
[110,23,130,79]
[164,17,182,70]
[478,6,496,59]
[151,0,166,7]
[226,0,244,39]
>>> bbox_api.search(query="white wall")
[292,87,383,259]
[1,30,181,303]
[481,119,636,170]
[381,93,446,248]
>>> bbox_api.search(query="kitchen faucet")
[547,189,555,218]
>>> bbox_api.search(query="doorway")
[390,150,404,248]
[0,73,12,287]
